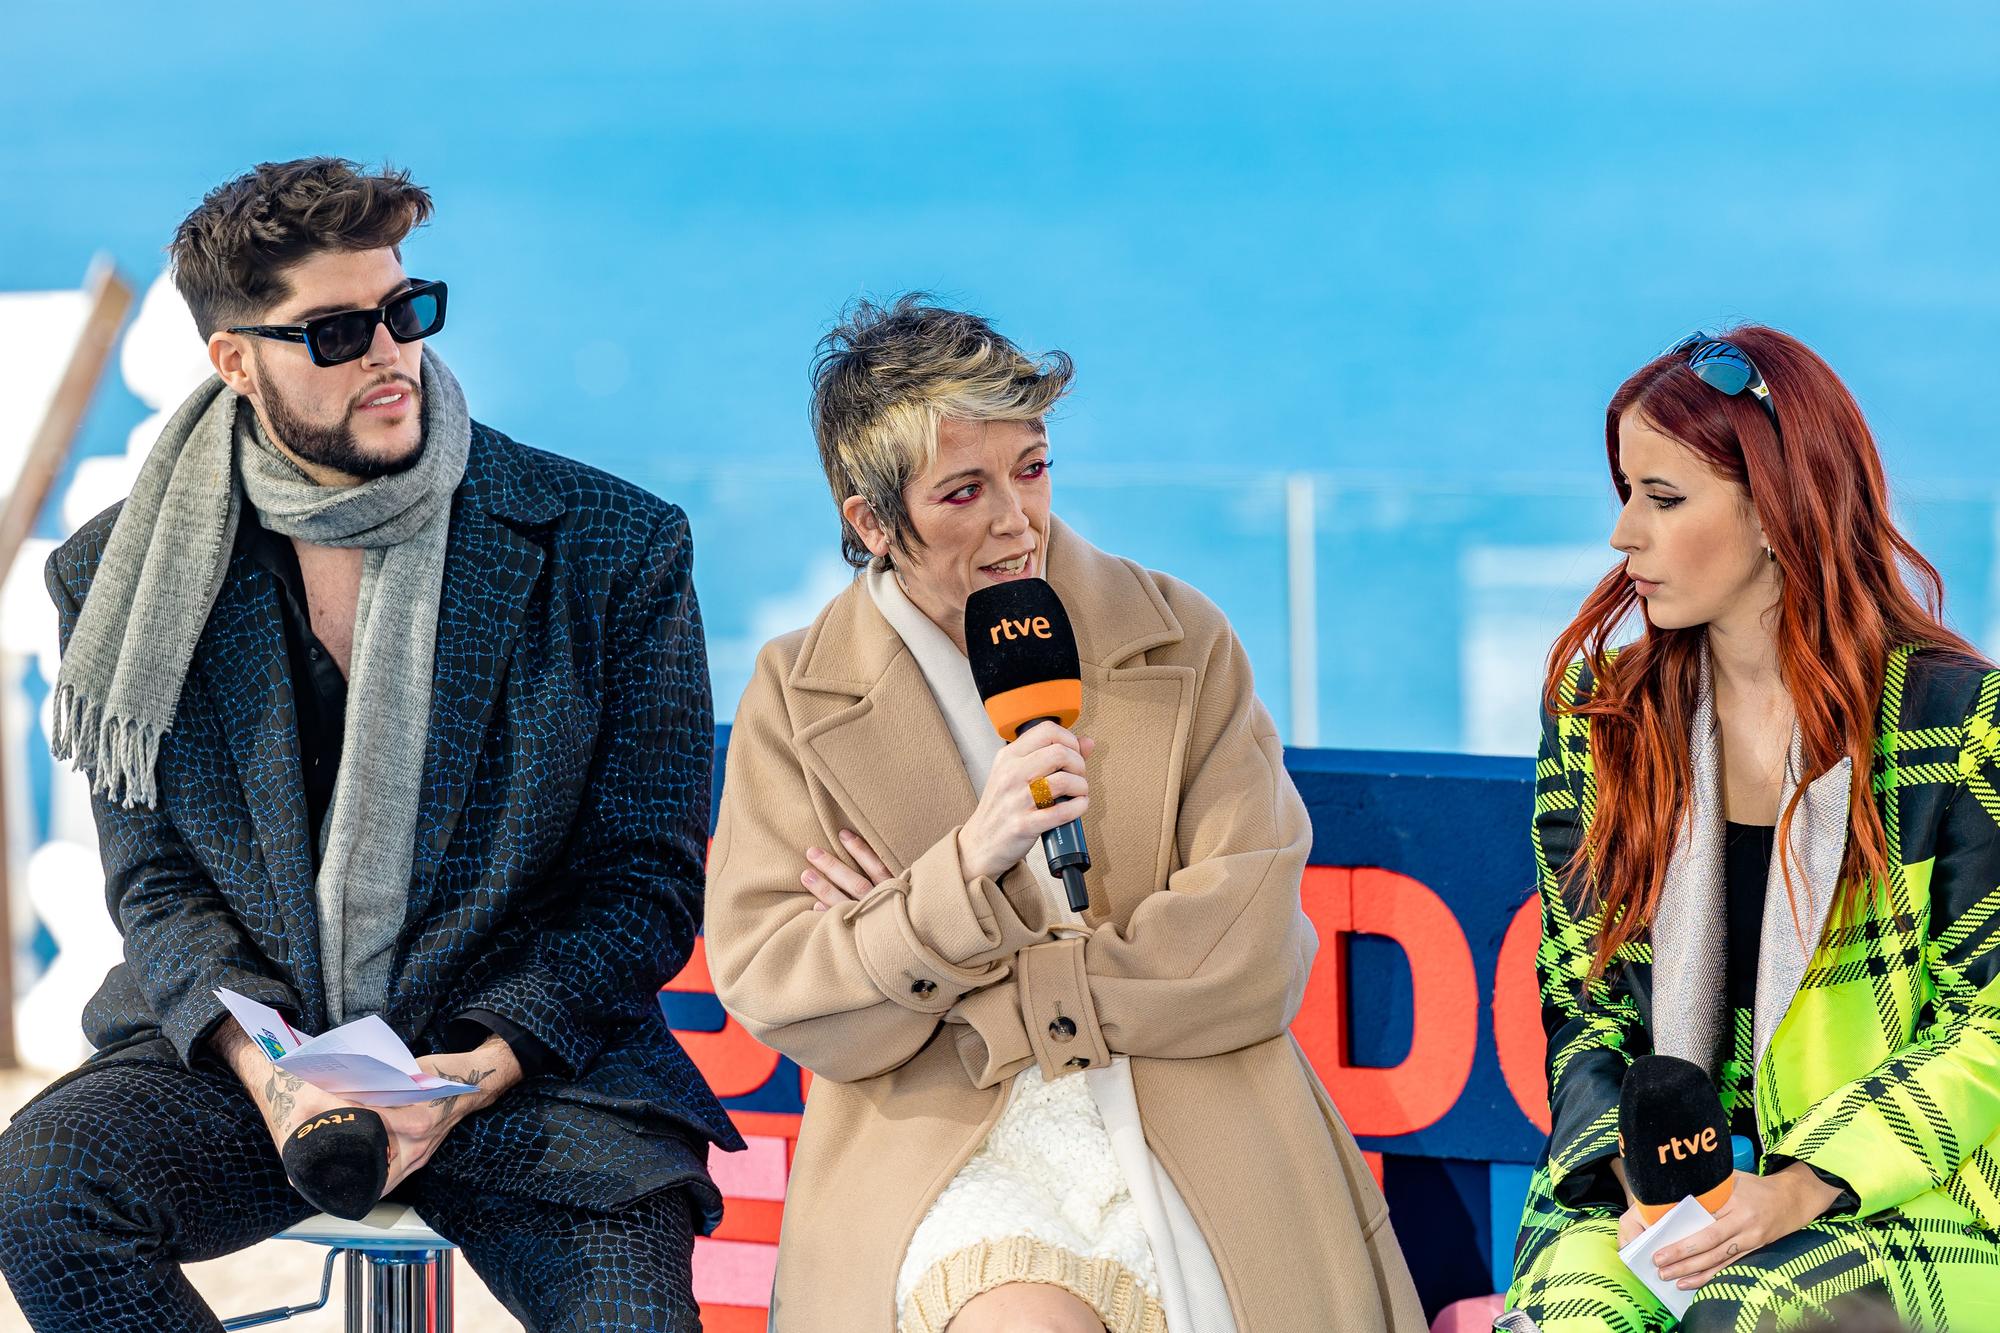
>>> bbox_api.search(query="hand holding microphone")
[237,1056,392,1221]
[957,726,1096,884]
[964,578,1095,910]
[1617,1055,1842,1292]
[224,1024,513,1222]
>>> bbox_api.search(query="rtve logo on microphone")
[1623,1125,1720,1165]
[988,615,1055,645]
[293,1111,360,1141]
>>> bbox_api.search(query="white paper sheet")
[217,988,478,1106]
[1617,1194,1719,1320]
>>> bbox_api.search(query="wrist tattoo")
[430,1066,498,1122]
[263,1068,302,1126]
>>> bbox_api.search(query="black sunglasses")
[230,279,447,367]
[1663,330,1780,436]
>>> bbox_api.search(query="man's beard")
[258,367,425,480]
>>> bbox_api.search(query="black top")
[1724,820,1775,1014]
[239,512,552,1076]
[1722,820,1774,1163]
[242,517,346,862]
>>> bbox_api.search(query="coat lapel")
[1069,657,1195,920]
[198,556,327,1018]
[1043,520,1191,919]
[797,642,980,876]
[1651,650,1728,1075]
[405,430,560,924]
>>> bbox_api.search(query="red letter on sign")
[664,936,783,1099]
[1293,866,1477,1137]
[1491,894,1551,1133]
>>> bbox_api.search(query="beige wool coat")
[705,518,1425,1331]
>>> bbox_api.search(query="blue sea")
[6,2,1997,753]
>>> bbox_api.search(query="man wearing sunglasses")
[0,158,738,1332]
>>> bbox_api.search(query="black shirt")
[242,516,346,862]
[1723,820,1773,1161]
[1723,820,1775,1015]
[241,512,553,1076]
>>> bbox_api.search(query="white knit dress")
[864,565,1237,1333]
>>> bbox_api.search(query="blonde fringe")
[899,1236,1167,1333]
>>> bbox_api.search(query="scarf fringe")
[51,684,162,810]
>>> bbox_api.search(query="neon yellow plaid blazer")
[1530,645,2000,1227]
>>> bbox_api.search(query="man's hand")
[214,1025,524,1194]
[1609,1155,1645,1246]
[1617,1203,1645,1248]
[375,1035,523,1192]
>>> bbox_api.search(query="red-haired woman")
[1499,328,2000,1332]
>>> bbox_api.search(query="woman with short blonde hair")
[706,295,1424,1332]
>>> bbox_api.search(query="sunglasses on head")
[1662,330,1780,437]
[230,279,447,368]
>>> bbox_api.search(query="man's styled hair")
[169,157,434,338]
[810,294,1074,569]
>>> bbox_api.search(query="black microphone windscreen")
[964,579,1082,739]
[282,1107,390,1221]
[1619,1054,1733,1213]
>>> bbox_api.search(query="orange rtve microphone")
[1618,1054,1738,1224]
[965,578,1089,910]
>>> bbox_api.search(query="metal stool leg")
[352,1247,454,1333]
[435,1247,454,1327]
[344,1251,365,1333]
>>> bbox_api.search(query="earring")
[1764,544,1776,562]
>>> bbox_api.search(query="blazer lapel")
[1753,733,1851,1070]
[401,432,562,933]
[405,500,545,919]
[198,556,327,1019]
[1651,649,1728,1076]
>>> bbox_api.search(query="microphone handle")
[1058,866,1089,913]
[1021,715,1092,911]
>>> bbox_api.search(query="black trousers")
[0,1058,702,1333]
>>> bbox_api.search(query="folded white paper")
[1617,1194,1718,1320]
[217,988,479,1106]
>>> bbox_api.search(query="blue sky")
[6,3,1996,745]
[6,3,1995,480]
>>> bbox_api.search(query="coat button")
[910,979,937,997]
[1048,1016,1077,1043]
[1065,1056,1092,1069]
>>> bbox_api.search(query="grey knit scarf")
[52,346,470,1022]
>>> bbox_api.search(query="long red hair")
[1545,325,1979,977]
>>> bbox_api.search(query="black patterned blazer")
[42,423,741,1216]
